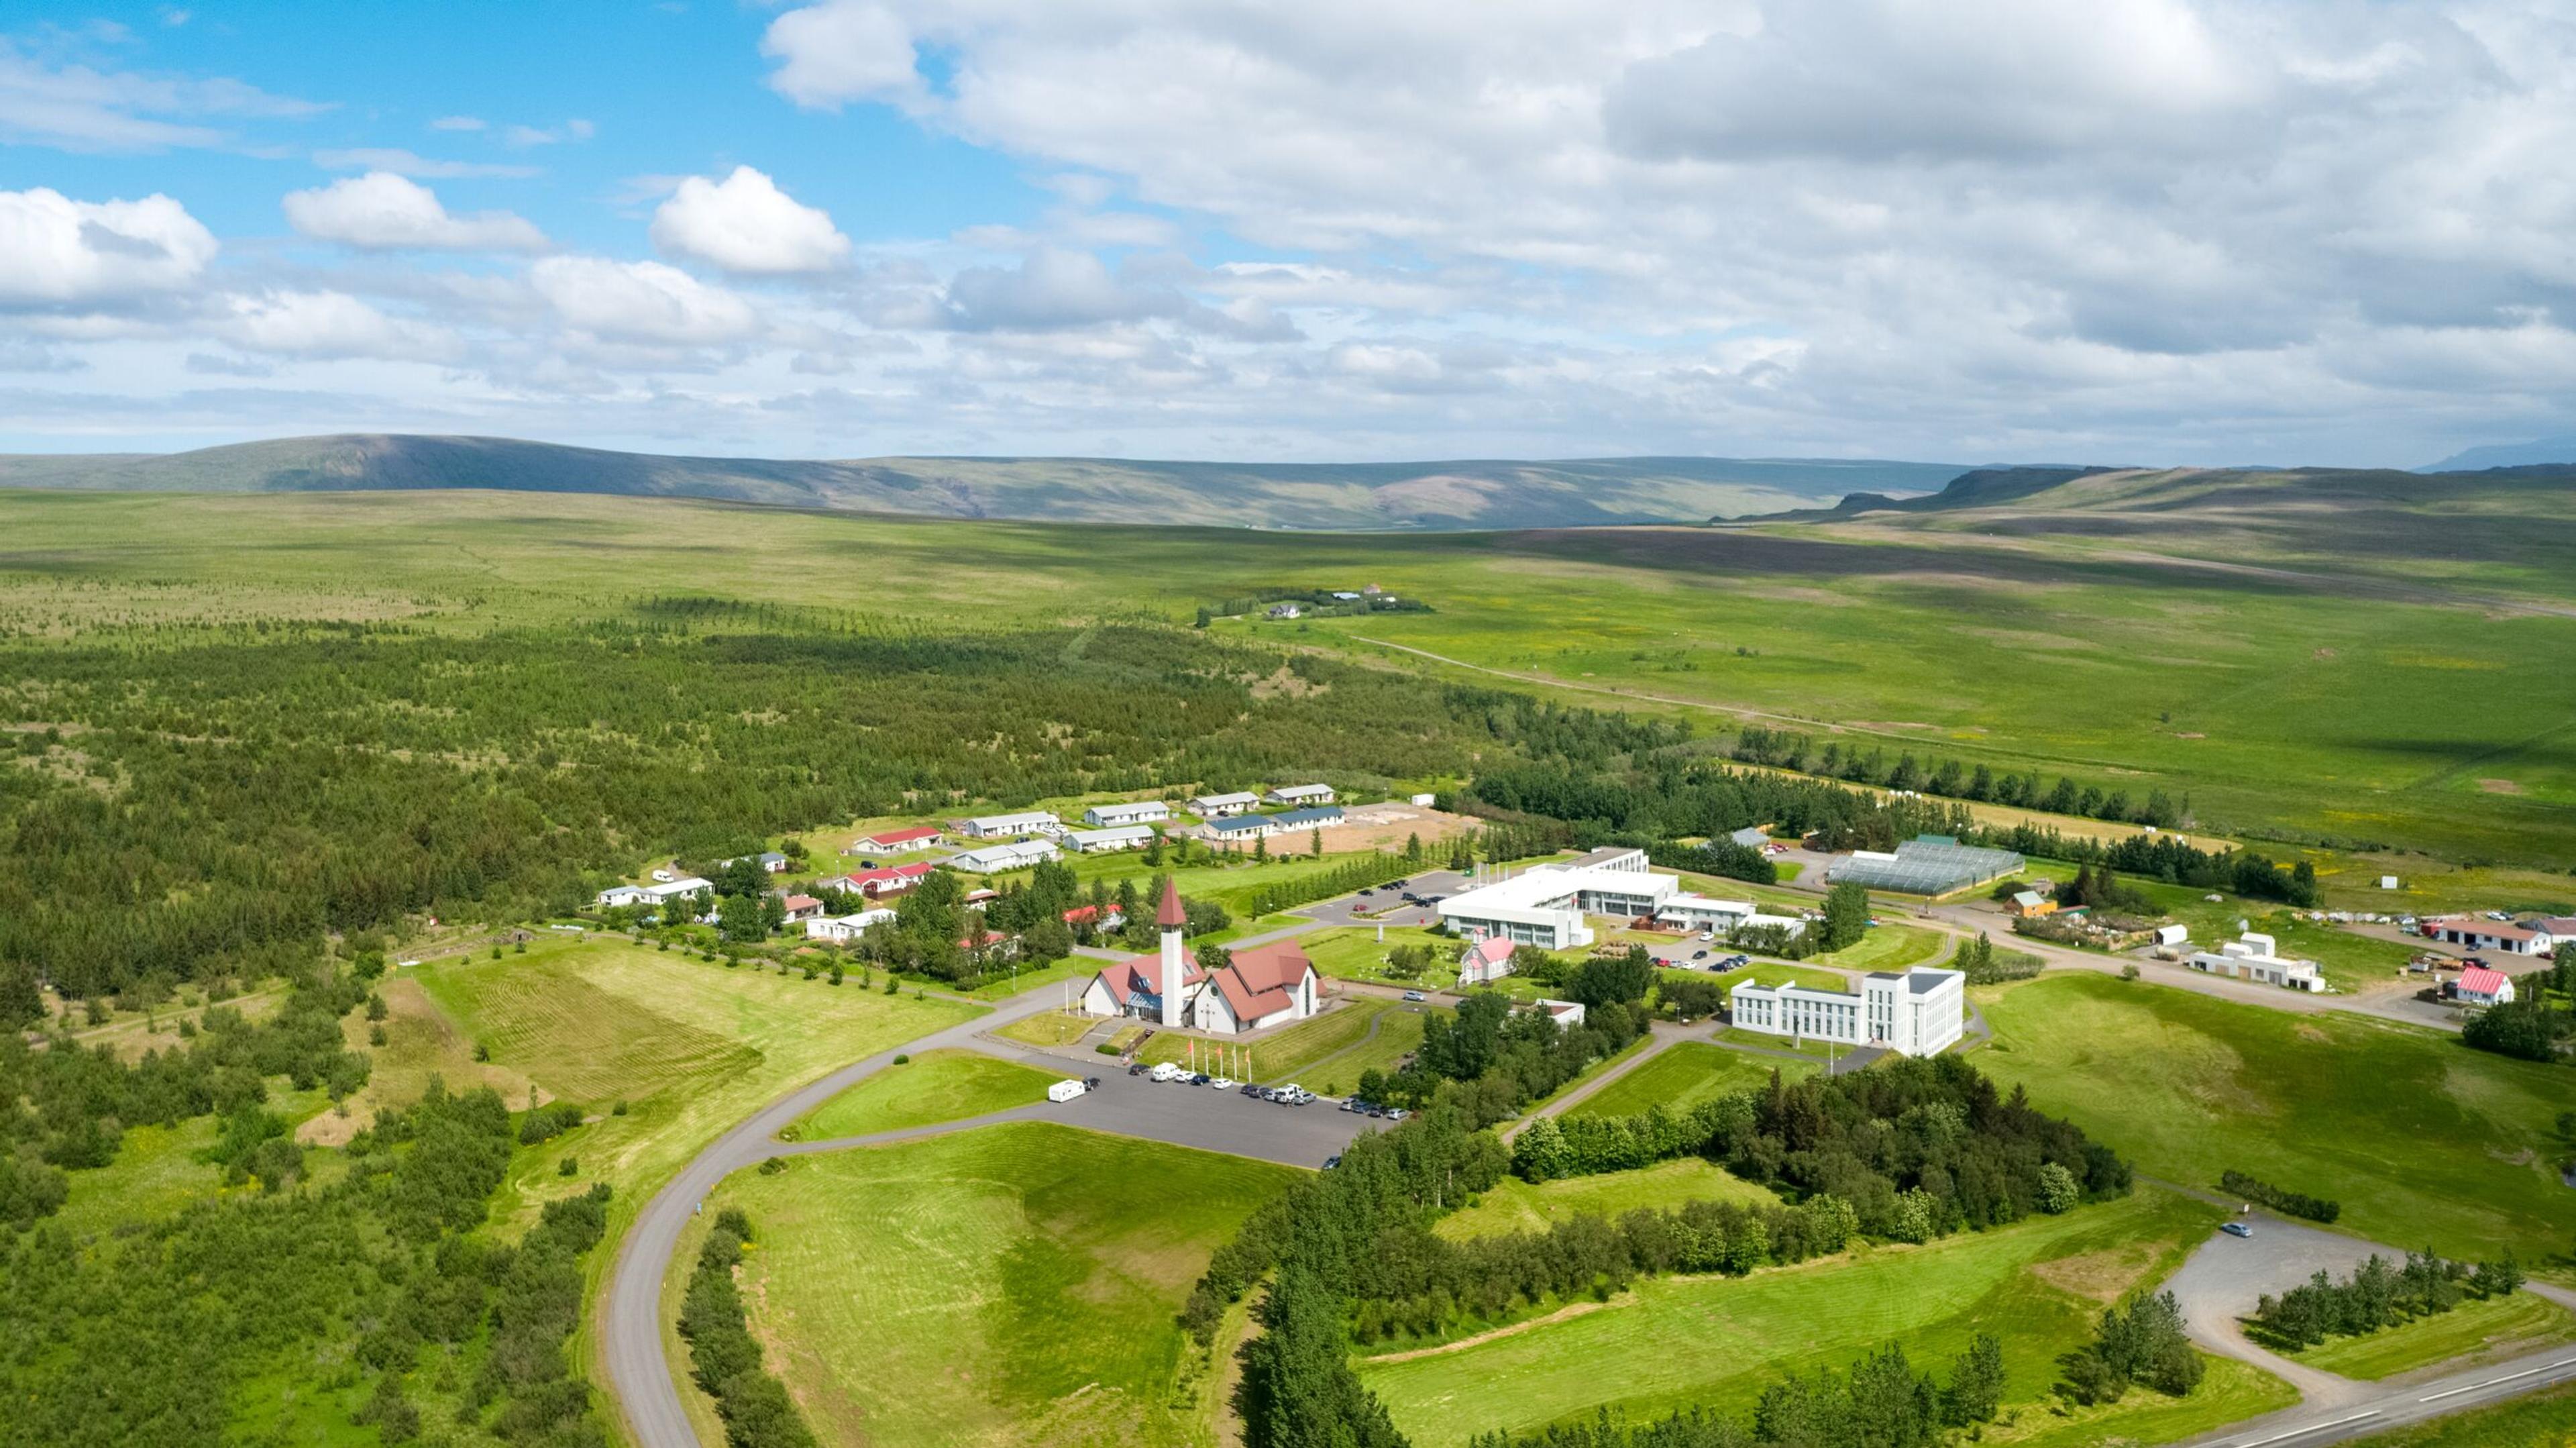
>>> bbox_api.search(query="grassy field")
[1362,1187,2284,1446]
[1438,1158,1778,1241]
[2290,1291,2576,1382]
[1135,996,1436,1091]
[2346,1381,2576,1445]
[1973,974,2573,1272]
[701,1122,1298,1448]
[1300,925,1458,986]
[994,1009,1104,1047]
[7,487,2571,877]
[1808,923,1950,974]
[787,1049,1063,1140]
[1568,1041,1818,1119]
[411,935,980,1233]
[52,1083,331,1237]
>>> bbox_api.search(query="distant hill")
[0,435,1964,531]
[2420,436,2576,472]
[1741,464,2122,521]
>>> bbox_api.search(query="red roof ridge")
[1157,877,1187,928]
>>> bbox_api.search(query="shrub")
[2220,1170,2340,1223]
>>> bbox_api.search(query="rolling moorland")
[1,474,2573,1448]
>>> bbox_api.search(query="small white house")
[2152,923,2190,947]
[953,839,1061,872]
[1082,800,1171,828]
[1189,791,1260,818]
[804,909,896,943]
[958,811,1063,840]
[1265,783,1336,807]
[1458,934,1517,986]
[1065,825,1155,854]
[596,876,713,909]
[2186,932,2321,992]
[2453,965,2516,1007]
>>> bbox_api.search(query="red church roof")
[1157,877,1187,929]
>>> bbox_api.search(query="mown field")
[1436,1157,1776,1241]
[1566,1041,1817,1119]
[1362,1186,2288,1446]
[2290,1290,2576,1381]
[1972,974,2573,1271]
[698,1122,1298,1448]
[1136,994,1436,1090]
[5,487,2571,878]
[788,1048,1061,1140]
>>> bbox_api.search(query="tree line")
[1731,727,2186,830]
[2253,1249,2526,1351]
[679,1207,819,1448]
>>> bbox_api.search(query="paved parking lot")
[1297,868,1468,929]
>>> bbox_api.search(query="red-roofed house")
[1459,934,1517,986]
[2452,965,2517,1007]
[1189,941,1322,1034]
[2427,917,2555,956]
[849,825,943,856]
[837,861,934,899]
[1062,904,1125,931]
[1082,953,1206,1021]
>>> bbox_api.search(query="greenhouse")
[1825,835,2026,895]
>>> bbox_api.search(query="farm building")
[804,908,896,943]
[1536,999,1587,1030]
[848,825,941,856]
[2426,917,2555,956]
[2009,890,2057,919]
[1199,805,1344,843]
[2186,932,2322,992]
[1729,826,1772,849]
[2451,965,2516,1007]
[957,811,1063,840]
[1267,603,1303,619]
[833,862,934,898]
[1188,791,1260,817]
[1082,800,1171,828]
[1826,836,2025,896]
[1079,879,1322,1034]
[1458,934,1517,986]
[1265,782,1336,806]
[1729,967,1966,1057]
[596,876,714,909]
[1065,825,1156,854]
[953,839,1060,872]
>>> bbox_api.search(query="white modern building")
[953,839,1061,872]
[596,876,713,909]
[1265,782,1336,806]
[1189,792,1261,817]
[1065,825,1156,854]
[957,811,1063,839]
[1435,847,1801,950]
[2186,931,2322,992]
[804,908,896,943]
[1729,966,1966,1057]
[1082,800,1172,828]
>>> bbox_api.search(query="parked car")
[1366,1105,1386,1117]
[1188,1072,1210,1085]
[1084,1076,1102,1090]
[1127,1062,1150,1076]
[1691,949,1709,960]
[1359,888,1375,896]
[1323,1154,1342,1170]
[1148,1062,1183,1082]
[1401,989,1426,1002]
[1210,1076,1236,1090]
[2221,1222,2255,1239]
[1384,1107,1410,1121]
[1241,1082,1264,1097]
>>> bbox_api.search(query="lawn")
[1360,1187,2282,1446]
[1568,1041,1817,1119]
[700,1121,1299,1448]
[994,1009,1104,1047]
[1972,973,2575,1272]
[1706,963,1854,996]
[1437,1158,1778,1241]
[2290,1290,2576,1382]
[959,953,1101,1001]
[1714,1027,1844,1059]
[411,935,980,1235]
[2346,1381,2576,1445]
[786,1049,1063,1140]
[1808,923,1949,974]
[1301,925,1458,986]
[1136,996,1437,1092]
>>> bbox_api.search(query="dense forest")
[0,616,1673,1000]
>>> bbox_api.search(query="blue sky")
[3,1,2573,464]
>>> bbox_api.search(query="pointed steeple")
[1157,876,1187,929]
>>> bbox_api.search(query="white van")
[1148,1062,1184,1082]
[1046,1078,1087,1103]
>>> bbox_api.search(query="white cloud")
[219,289,459,360]
[649,166,851,274]
[0,187,217,306]
[283,172,547,252]
[503,118,595,147]
[429,114,485,132]
[0,38,323,152]
[312,148,539,179]
[530,256,762,344]
[763,1,922,108]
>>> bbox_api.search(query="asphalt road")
[598,977,1368,1448]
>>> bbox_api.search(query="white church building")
[1079,878,1323,1035]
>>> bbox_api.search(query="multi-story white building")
[1082,800,1172,828]
[2186,931,2322,992]
[1729,966,1966,1057]
[957,811,1063,839]
[1434,847,1805,950]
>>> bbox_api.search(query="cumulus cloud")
[0,187,217,306]
[649,167,851,274]
[219,289,460,360]
[530,256,762,344]
[762,2,923,109]
[283,172,547,252]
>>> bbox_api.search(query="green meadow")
[1972,974,2573,1270]
[5,487,2571,874]
[788,1048,1061,1139]
[1436,1158,1778,1241]
[1566,1041,1817,1119]
[699,1122,1297,1448]
[1361,1186,2284,1447]
[2290,1290,2576,1382]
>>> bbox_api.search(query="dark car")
[1084,1076,1102,1090]
[1359,888,1375,896]
[1189,1072,1210,1085]
[1241,1082,1263,1096]
[1323,1154,1343,1170]
[1127,1062,1149,1076]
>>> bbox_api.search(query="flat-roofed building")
[2186,931,2322,992]
[1188,792,1261,817]
[1082,800,1171,828]
[953,839,1060,872]
[1264,782,1336,807]
[1065,825,1155,853]
[957,811,1063,839]
[1729,966,1964,1057]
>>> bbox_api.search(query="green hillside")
[0,434,1963,531]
